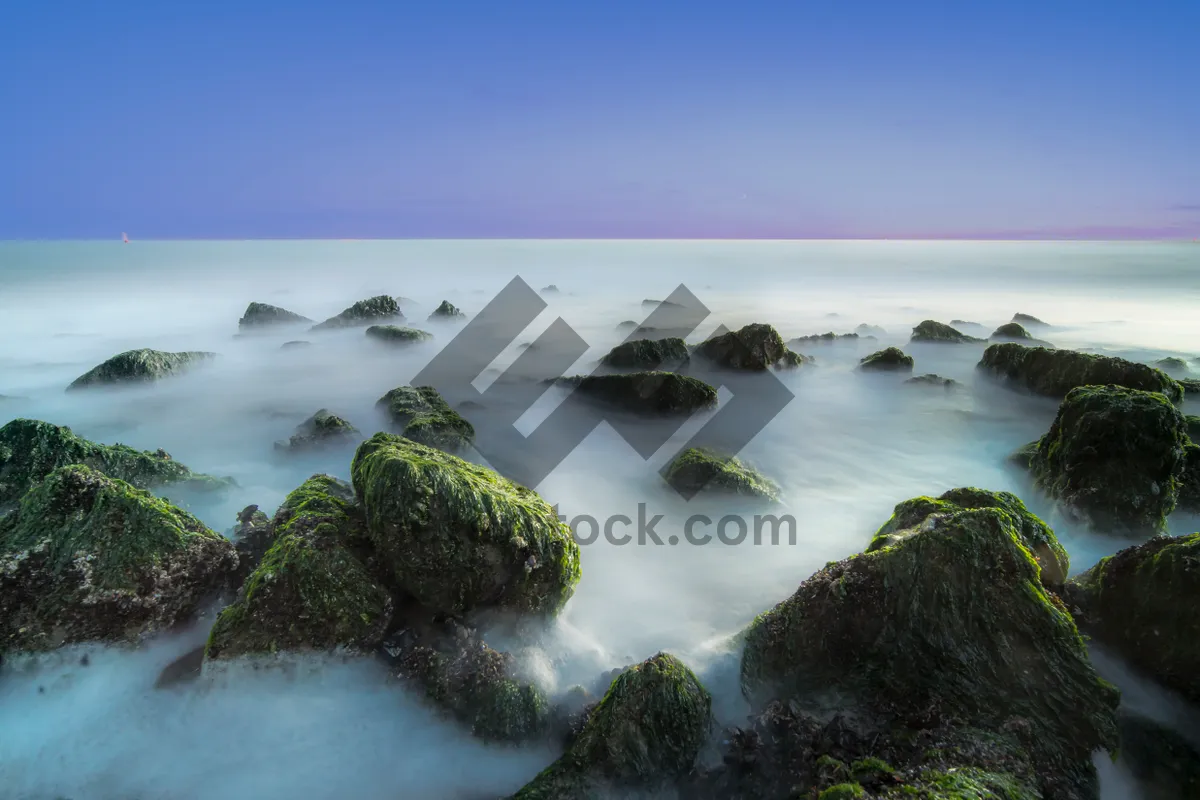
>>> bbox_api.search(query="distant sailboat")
[122,232,129,244]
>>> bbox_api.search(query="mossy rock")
[229,504,273,587]
[989,322,1053,348]
[375,385,475,452]
[1186,415,1200,440]
[273,409,360,452]
[1152,357,1190,374]
[695,323,805,370]
[311,295,403,331]
[364,324,433,345]
[791,332,860,344]
[0,465,238,652]
[0,418,232,508]
[601,337,689,370]
[1066,533,1200,704]
[205,475,391,659]
[561,372,718,414]
[977,343,1183,402]
[67,348,215,390]
[859,347,914,372]
[352,433,580,616]
[909,320,985,344]
[428,300,465,319]
[1025,386,1188,536]
[856,324,887,337]
[904,373,958,389]
[1180,442,1200,510]
[511,652,712,798]
[664,447,779,501]
[817,785,864,800]
[741,507,1119,794]
[238,302,311,328]
[1179,377,1200,396]
[1011,313,1048,327]
[867,487,1069,586]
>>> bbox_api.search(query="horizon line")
[2,235,1198,244]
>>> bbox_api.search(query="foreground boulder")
[561,372,718,414]
[511,653,712,798]
[237,302,311,328]
[273,409,360,452]
[1,465,237,652]
[365,324,432,345]
[908,320,985,344]
[858,347,913,372]
[67,348,215,390]
[311,296,402,331]
[866,487,1069,585]
[376,386,474,452]
[352,434,580,616]
[601,337,689,370]
[740,506,1118,798]
[0,418,231,507]
[206,475,390,660]
[663,447,779,501]
[695,323,805,370]
[1066,533,1199,704]
[1022,386,1188,535]
[428,300,465,320]
[977,343,1184,402]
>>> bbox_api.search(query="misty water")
[1,240,1198,799]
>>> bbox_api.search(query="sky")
[1,0,1198,240]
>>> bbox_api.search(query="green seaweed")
[67,348,215,390]
[819,784,865,799]
[663,447,780,501]
[375,385,475,451]
[977,343,1183,402]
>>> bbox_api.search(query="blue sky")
[1,0,1197,239]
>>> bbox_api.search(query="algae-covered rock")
[1,465,238,652]
[909,320,985,344]
[273,409,360,452]
[741,507,1119,796]
[229,504,272,587]
[601,337,689,370]
[352,434,580,616]
[1066,533,1200,704]
[511,652,712,798]
[1180,442,1200,510]
[376,385,474,452]
[429,300,465,320]
[311,295,403,331]
[1012,313,1048,327]
[238,302,311,328]
[561,372,718,414]
[1025,386,1188,535]
[904,373,958,389]
[695,323,805,370]
[0,418,231,507]
[866,487,1069,585]
[1153,356,1191,375]
[1186,415,1200,440]
[990,322,1053,347]
[790,332,860,344]
[364,324,433,345]
[663,447,779,501]
[1180,377,1200,396]
[67,348,216,390]
[205,475,391,659]
[977,343,1184,402]
[858,347,914,372]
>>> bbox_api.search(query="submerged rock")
[364,324,433,345]
[375,386,474,452]
[663,447,779,501]
[352,433,581,616]
[311,296,403,331]
[858,347,914,372]
[600,337,689,370]
[428,300,465,320]
[237,302,311,328]
[1012,312,1048,327]
[1066,533,1199,704]
[1153,356,1191,374]
[1,465,238,652]
[67,348,215,390]
[1023,386,1188,535]
[978,343,1184,402]
[206,475,391,659]
[615,320,638,331]
[511,653,712,798]
[0,418,231,507]
[695,323,805,370]
[541,285,559,294]
[273,409,360,453]
[903,373,958,389]
[908,320,985,344]
[560,372,718,414]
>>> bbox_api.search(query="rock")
[280,340,311,349]
[1114,710,1200,799]
[950,319,980,327]
[642,299,685,308]
[1,465,238,652]
[977,343,1184,402]
[428,300,465,320]
[855,324,887,337]
[1186,415,1200,440]
[541,285,559,293]
[1066,533,1200,704]
[67,349,215,390]
[1179,378,1200,396]
[616,320,638,331]
[1180,443,1200,510]
[1153,356,1191,375]
[229,504,273,587]
[511,653,712,798]
[740,506,1118,799]
[375,386,475,452]
[790,332,861,344]
[364,325,433,345]
[237,302,311,328]
[273,409,360,452]
[908,320,985,344]
[989,322,1053,347]
[0,418,231,508]
[663,447,779,501]
[154,645,205,689]
[205,475,392,659]
[904,373,958,389]
[858,347,914,372]
[695,323,806,370]
[866,487,1069,585]
[1022,386,1189,536]
[351,434,581,616]
[601,337,689,370]
[1012,313,1048,327]
[311,296,403,331]
[560,372,718,414]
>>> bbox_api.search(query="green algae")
[375,385,474,452]
[562,371,718,414]
[664,447,780,501]
[977,343,1183,402]
[274,409,360,452]
[238,302,311,328]
[364,324,433,344]
[601,337,689,369]
[67,348,215,390]
[694,322,805,370]
[860,347,915,371]
[819,784,865,799]
[311,295,402,330]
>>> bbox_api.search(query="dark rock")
[663,447,779,501]
[67,349,215,390]
[977,343,1184,402]
[541,285,559,294]
[273,409,360,453]
[1115,710,1200,800]
[428,300,465,320]
[154,646,206,689]
[858,347,914,372]
[1012,313,1048,327]
[601,337,689,370]
[311,296,403,331]
[695,323,806,370]
[375,386,474,452]
[1153,357,1191,375]
[904,373,958,389]
[229,504,273,587]
[238,302,311,328]
[909,320,985,344]
[559,372,718,414]
[364,325,433,345]
[855,324,887,337]
[280,340,311,349]
[989,322,1053,347]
